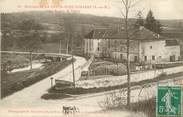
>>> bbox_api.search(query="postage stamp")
[156,86,182,116]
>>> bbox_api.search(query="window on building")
[97,47,100,51]
[144,56,147,61]
[152,56,155,60]
[134,56,138,62]
[165,40,178,46]
[170,55,175,62]
[108,40,110,48]
[120,46,123,51]
[120,54,123,60]
[150,46,152,49]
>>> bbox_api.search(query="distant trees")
[18,31,42,52]
[63,16,76,54]
[135,11,144,27]
[1,30,13,50]
[135,10,162,34]
[17,19,43,69]
[18,19,42,52]
[144,10,162,34]
[177,21,182,28]
[19,19,43,31]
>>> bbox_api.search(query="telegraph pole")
[30,52,32,70]
[59,39,62,53]
[71,37,75,88]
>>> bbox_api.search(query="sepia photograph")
[0,0,183,117]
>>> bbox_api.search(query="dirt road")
[1,56,183,117]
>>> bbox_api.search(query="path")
[1,56,87,107]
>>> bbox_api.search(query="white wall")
[84,38,180,63]
[76,65,183,88]
[111,51,138,62]
[165,46,180,61]
[84,39,101,57]
[139,40,180,63]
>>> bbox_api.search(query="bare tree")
[63,15,76,87]
[119,0,141,108]
[63,15,76,54]
[63,17,71,54]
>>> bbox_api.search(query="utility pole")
[59,39,62,53]
[30,52,32,70]
[71,37,75,88]
[123,0,131,108]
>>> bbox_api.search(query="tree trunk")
[125,5,131,108]
[66,39,69,54]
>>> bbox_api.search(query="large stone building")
[84,27,180,64]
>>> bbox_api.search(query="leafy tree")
[144,10,162,34]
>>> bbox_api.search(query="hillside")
[1,11,133,54]
[1,11,183,55]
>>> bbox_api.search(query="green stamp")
[156,86,182,116]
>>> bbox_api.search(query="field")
[81,59,127,79]
[1,54,30,72]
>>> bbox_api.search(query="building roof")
[165,40,179,46]
[85,26,165,41]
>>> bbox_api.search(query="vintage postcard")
[0,0,183,117]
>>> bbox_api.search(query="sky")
[0,0,183,19]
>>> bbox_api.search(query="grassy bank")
[41,72,183,100]
[1,59,74,98]
[105,98,156,117]
[130,98,156,117]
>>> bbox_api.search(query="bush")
[155,63,183,69]
[12,82,24,91]
[91,63,126,76]
[131,98,156,117]
[157,72,167,78]
[98,89,127,110]
[41,93,71,100]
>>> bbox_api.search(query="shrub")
[41,93,71,100]
[157,72,167,78]
[98,89,127,110]
[131,98,156,117]
[91,63,126,76]
[11,82,24,91]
